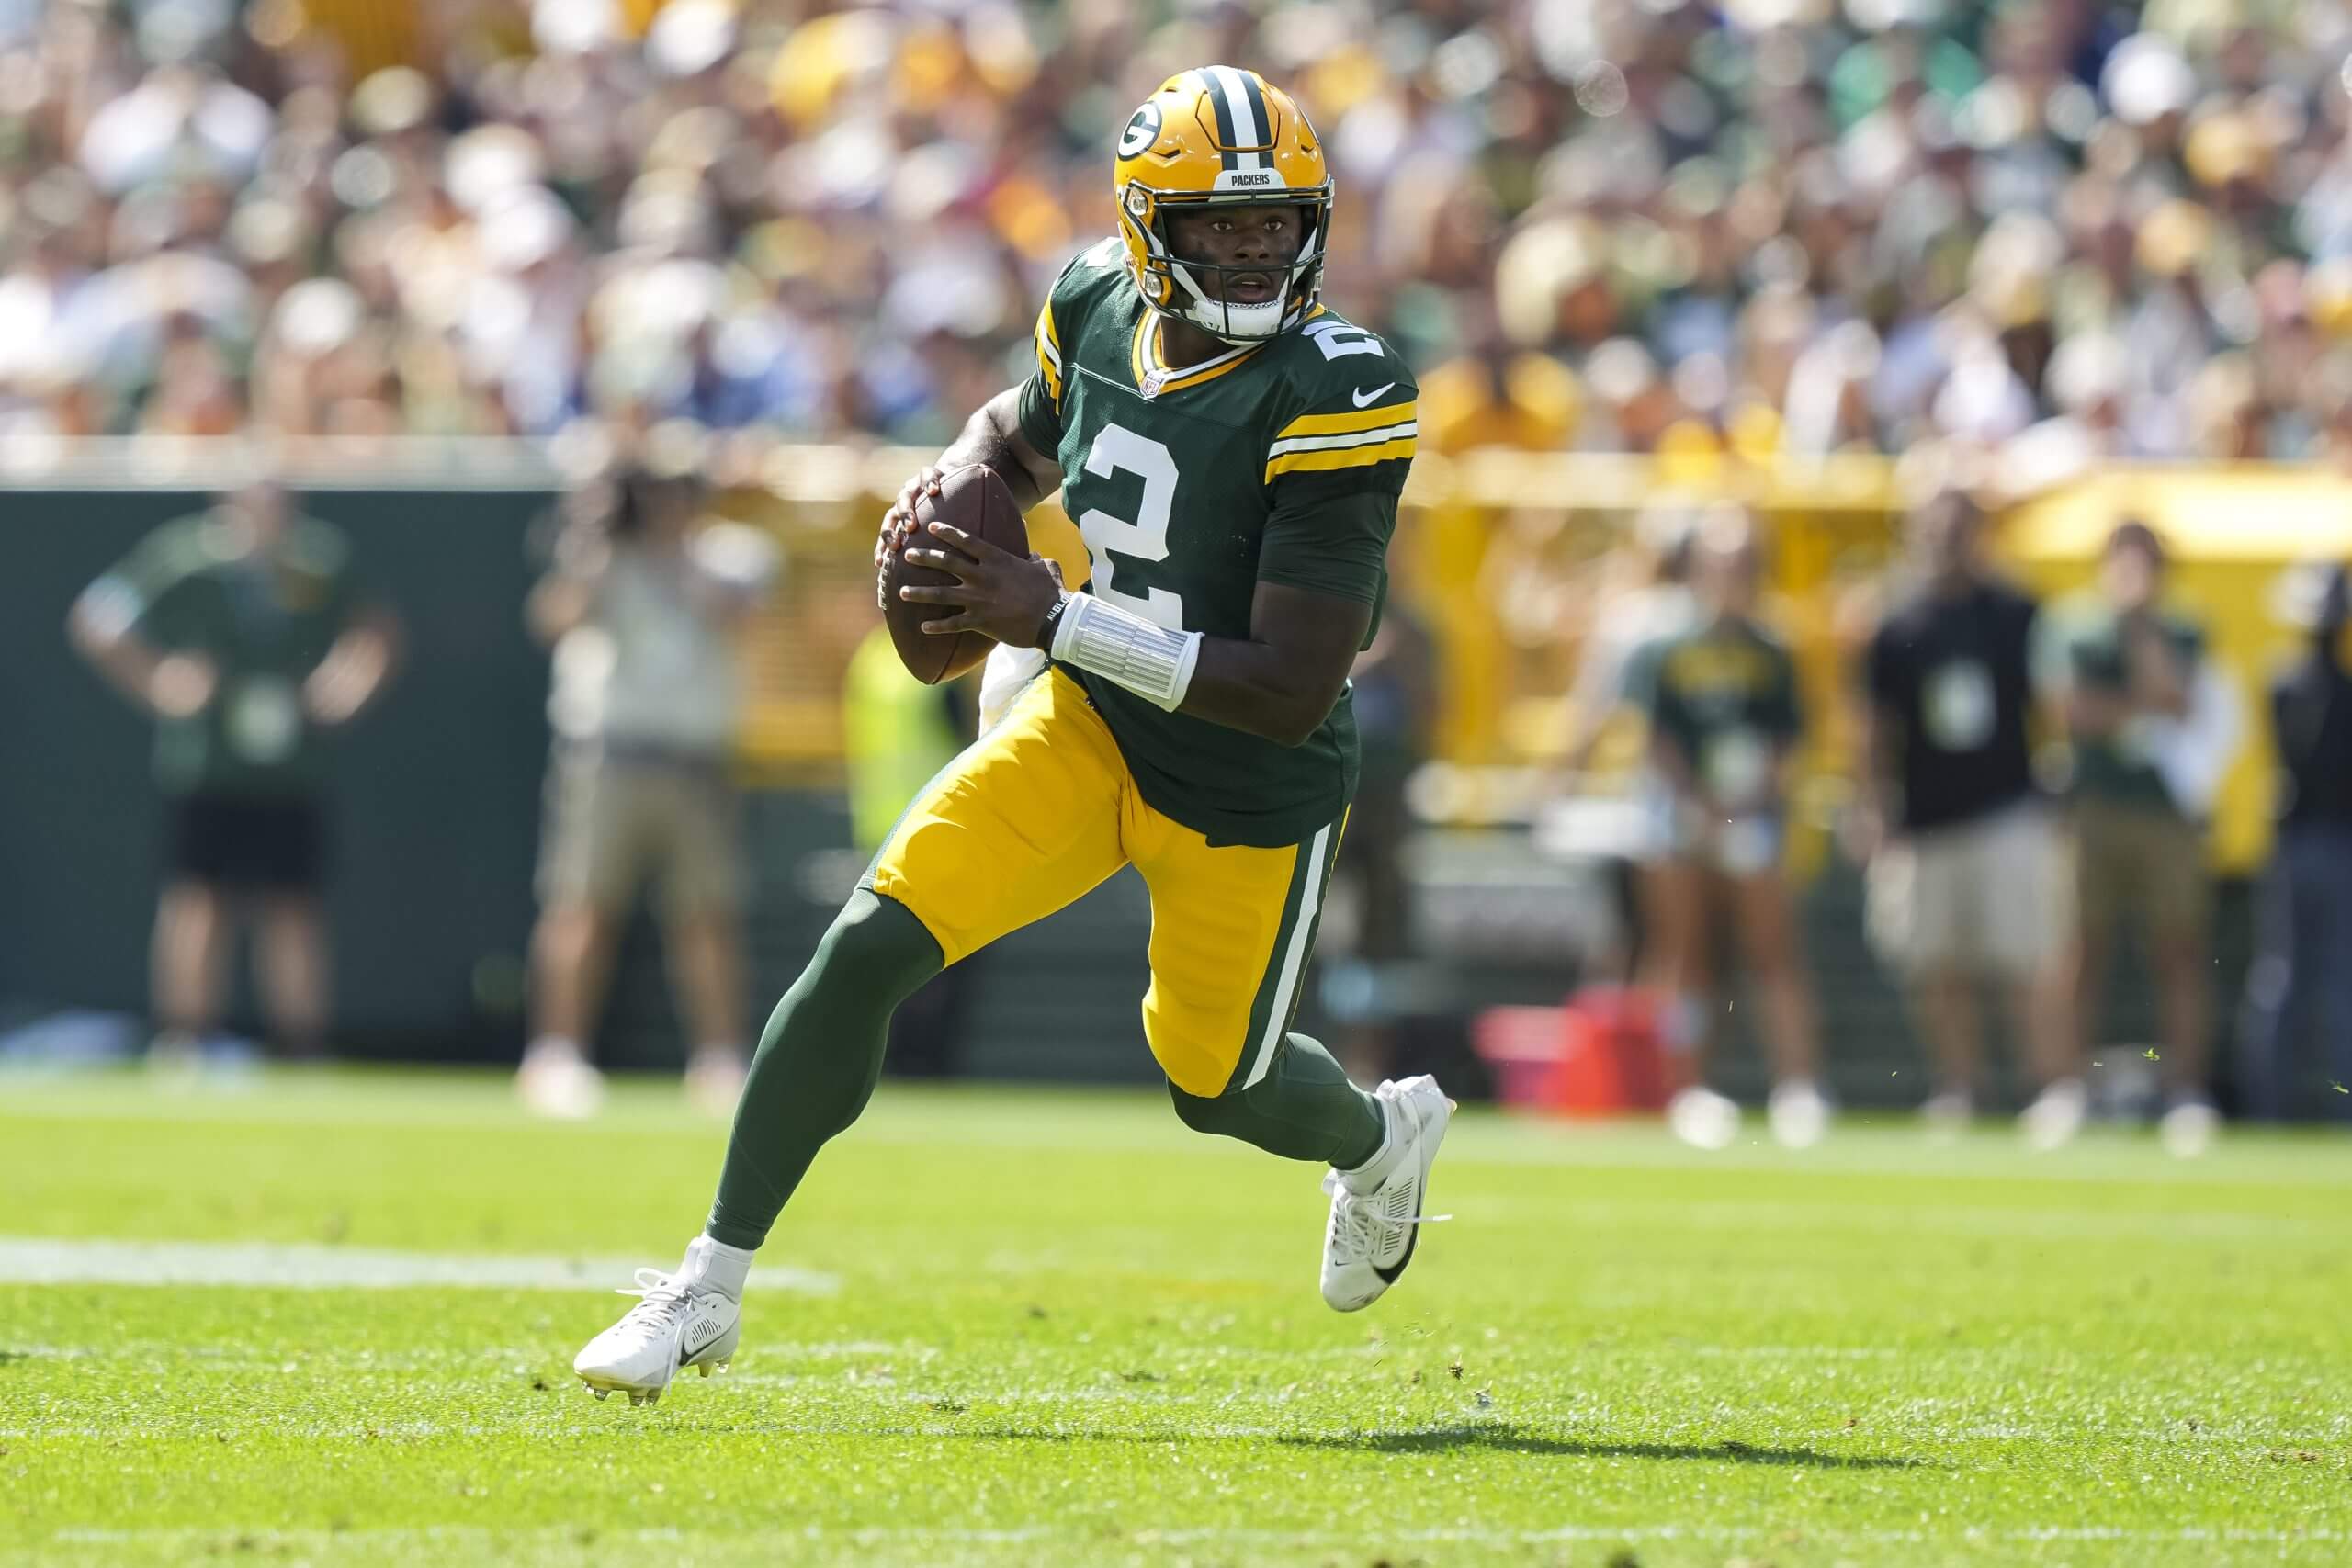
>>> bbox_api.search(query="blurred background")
[4,0,2351,1129]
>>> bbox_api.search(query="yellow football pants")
[867,669,1341,1098]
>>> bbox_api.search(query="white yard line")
[0,1237,836,1294]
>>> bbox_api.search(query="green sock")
[1166,1032,1385,1168]
[705,890,942,1249]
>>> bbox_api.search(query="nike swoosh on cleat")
[1351,382,1396,409]
[1371,1223,1418,1285]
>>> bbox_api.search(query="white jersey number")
[1303,319,1385,361]
[1075,423,1185,629]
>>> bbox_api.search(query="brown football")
[882,462,1029,685]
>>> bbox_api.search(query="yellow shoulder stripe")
[1278,400,1418,440]
[1264,434,1417,482]
[1034,301,1062,405]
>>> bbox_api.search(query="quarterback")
[574,67,1450,1403]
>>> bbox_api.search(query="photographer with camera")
[519,431,779,1117]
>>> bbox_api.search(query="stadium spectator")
[0,3,2345,466]
[1633,509,1826,1150]
[519,433,779,1118]
[2237,558,2352,1122]
[1559,504,1700,987]
[2032,521,2241,1156]
[68,461,399,1068]
[1853,490,2070,1135]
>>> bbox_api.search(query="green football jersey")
[1015,240,1418,849]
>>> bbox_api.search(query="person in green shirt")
[2030,520,2228,1155]
[1632,510,1827,1152]
[69,471,398,1066]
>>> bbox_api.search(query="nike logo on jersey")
[1351,382,1396,408]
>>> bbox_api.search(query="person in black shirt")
[1854,491,2070,1134]
[2237,559,2352,1122]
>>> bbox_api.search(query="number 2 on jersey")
[1076,423,1185,629]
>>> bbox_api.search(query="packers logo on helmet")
[1113,66,1332,345]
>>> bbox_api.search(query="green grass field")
[2,1070,2347,1567]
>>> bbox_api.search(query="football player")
[574,67,1451,1404]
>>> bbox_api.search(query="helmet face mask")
[1113,68,1333,346]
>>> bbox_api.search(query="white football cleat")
[2020,1077,2087,1151]
[1321,1075,1453,1313]
[1668,1085,1740,1151]
[1768,1078,1831,1149]
[574,1237,741,1404]
[518,1040,605,1120]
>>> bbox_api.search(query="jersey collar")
[1130,309,1265,400]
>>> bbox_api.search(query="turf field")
[2,1072,2347,1567]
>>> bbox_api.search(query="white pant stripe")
[1240,820,1334,1090]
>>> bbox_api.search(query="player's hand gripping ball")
[878,464,1046,684]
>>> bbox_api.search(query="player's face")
[1163,204,1306,306]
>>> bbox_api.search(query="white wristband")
[1049,592,1201,712]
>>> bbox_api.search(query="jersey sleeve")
[78,520,200,644]
[1015,250,1110,455]
[1256,366,1418,604]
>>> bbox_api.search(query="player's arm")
[1178,581,1372,747]
[66,537,216,718]
[899,522,1369,746]
[877,272,1076,604]
[1175,381,1416,745]
[877,387,1064,609]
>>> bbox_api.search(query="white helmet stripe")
[1206,65,1265,174]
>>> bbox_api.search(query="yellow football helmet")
[1113,67,1332,344]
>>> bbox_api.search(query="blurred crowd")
[10,0,2352,472]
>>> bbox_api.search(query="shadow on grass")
[947,1421,1923,1469]
[1278,1423,1926,1468]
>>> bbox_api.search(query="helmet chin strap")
[1165,255,1313,344]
